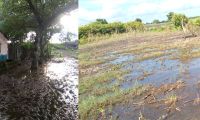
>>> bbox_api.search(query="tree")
[1,0,78,69]
[167,12,174,21]
[96,19,108,24]
[135,18,142,23]
[171,13,188,28]
[152,19,160,24]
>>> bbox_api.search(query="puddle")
[109,56,200,119]
[120,58,182,88]
[109,54,135,65]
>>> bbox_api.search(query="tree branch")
[25,0,44,27]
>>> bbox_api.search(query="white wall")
[0,33,8,55]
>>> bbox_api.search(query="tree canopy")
[135,18,142,23]
[0,0,78,69]
[152,19,160,24]
[171,13,188,28]
[96,19,108,24]
[167,12,174,21]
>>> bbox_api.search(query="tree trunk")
[31,29,42,69]
[39,34,48,65]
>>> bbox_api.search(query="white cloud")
[79,0,128,24]
[128,0,200,15]
[80,0,200,25]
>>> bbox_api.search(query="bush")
[171,13,188,28]
[79,20,144,41]
[79,22,127,39]
[125,21,144,32]
[193,18,200,26]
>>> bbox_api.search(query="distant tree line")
[79,18,144,39]
[79,12,200,44]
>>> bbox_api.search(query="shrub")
[171,13,188,28]
[124,21,144,32]
[193,18,200,26]
[79,20,144,40]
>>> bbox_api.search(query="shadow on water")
[0,57,78,120]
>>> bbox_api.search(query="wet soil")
[0,57,78,120]
[105,52,200,119]
[80,31,200,119]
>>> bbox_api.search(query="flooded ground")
[106,54,200,119]
[0,55,78,120]
[79,31,200,119]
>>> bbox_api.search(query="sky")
[79,0,200,25]
[50,9,78,43]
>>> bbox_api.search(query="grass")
[79,30,200,119]
[79,64,128,95]
[164,93,178,105]
[79,59,147,119]
[79,85,147,120]
[79,30,176,48]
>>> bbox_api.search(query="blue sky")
[79,0,200,25]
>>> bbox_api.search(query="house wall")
[0,33,8,55]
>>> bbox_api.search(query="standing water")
[0,56,78,120]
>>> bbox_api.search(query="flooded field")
[0,56,78,120]
[79,31,200,119]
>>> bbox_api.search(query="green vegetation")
[79,63,147,119]
[79,11,200,119]
[79,12,196,45]
[79,28,200,119]
[171,13,188,28]
[0,0,78,69]
[152,19,160,24]
[79,19,144,42]
[167,12,175,21]
[135,18,142,23]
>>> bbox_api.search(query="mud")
[0,57,78,120]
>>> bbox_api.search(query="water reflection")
[0,56,78,120]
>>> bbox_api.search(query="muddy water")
[107,54,200,119]
[0,57,78,120]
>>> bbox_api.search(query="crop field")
[79,30,200,120]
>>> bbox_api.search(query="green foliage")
[152,19,160,24]
[1,0,77,41]
[20,42,34,50]
[193,18,200,26]
[167,12,174,21]
[79,20,144,40]
[135,18,142,23]
[148,27,165,32]
[125,21,144,32]
[79,21,125,39]
[96,19,108,24]
[171,13,188,28]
